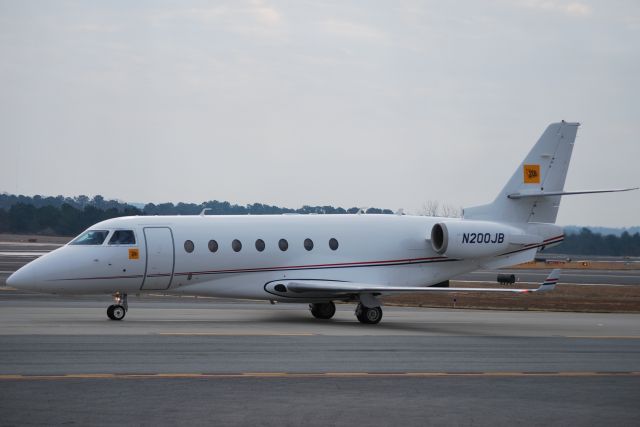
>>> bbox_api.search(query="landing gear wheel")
[309,302,336,320]
[355,303,383,324]
[107,304,126,321]
[107,292,128,321]
[112,304,126,320]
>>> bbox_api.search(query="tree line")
[0,193,135,212]
[0,193,393,236]
[143,201,392,216]
[545,228,640,257]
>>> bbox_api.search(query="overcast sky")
[1,0,638,226]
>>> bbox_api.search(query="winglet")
[536,269,561,292]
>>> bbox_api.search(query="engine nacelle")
[430,220,534,259]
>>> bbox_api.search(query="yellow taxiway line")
[566,336,640,339]
[157,333,640,338]
[157,332,316,336]
[1,371,638,381]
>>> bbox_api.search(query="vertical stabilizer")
[464,121,579,224]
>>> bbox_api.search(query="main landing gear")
[107,293,128,321]
[355,303,383,325]
[309,302,336,320]
[308,301,383,324]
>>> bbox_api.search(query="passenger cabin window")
[108,230,136,245]
[232,239,242,252]
[184,240,195,253]
[70,230,109,245]
[255,239,265,252]
[208,240,219,253]
[329,238,339,250]
[279,239,288,251]
[304,238,314,251]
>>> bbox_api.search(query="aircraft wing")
[269,269,560,298]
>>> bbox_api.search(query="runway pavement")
[2,376,637,426]
[1,291,639,426]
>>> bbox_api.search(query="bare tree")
[441,204,462,218]
[419,200,440,216]
[418,200,461,218]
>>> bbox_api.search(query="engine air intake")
[431,223,447,254]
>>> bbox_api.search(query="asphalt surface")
[2,332,640,374]
[2,376,637,426]
[1,291,639,426]
[1,241,640,425]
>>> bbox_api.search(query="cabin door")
[141,227,175,290]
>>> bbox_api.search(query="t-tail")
[464,121,578,224]
[463,121,637,225]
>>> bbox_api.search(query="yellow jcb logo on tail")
[128,248,140,260]
[523,164,540,184]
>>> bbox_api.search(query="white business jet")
[7,122,636,324]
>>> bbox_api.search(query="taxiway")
[1,290,639,426]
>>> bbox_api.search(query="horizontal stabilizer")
[507,187,638,199]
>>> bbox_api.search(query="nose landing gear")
[107,293,128,321]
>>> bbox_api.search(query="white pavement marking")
[0,241,64,247]
[0,252,46,256]
[471,271,640,278]
[453,280,626,287]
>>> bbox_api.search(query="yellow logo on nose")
[128,248,140,260]
[523,164,540,184]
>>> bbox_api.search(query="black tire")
[111,304,126,321]
[309,302,336,320]
[107,305,116,320]
[355,304,383,325]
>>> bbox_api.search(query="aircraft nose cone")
[6,264,39,291]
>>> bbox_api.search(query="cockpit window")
[108,230,136,245]
[70,230,109,245]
